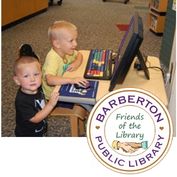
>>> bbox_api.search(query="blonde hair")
[48,20,77,41]
[14,56,41,75]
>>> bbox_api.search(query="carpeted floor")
[1,0,163,137]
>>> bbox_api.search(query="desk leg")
[70,116,79,137]
[79,119,85,136]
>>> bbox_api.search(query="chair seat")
[50,104,88,136]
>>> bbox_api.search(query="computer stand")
[136,50,150,80]
[102,0,129,4]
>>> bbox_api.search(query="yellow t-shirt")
[42,48,77,99]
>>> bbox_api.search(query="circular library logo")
[87,88,173,174]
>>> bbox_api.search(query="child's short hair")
[48,20,77,41]
[14,56,40,75]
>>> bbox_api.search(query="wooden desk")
[63,50,110,101]
[115,56,168,106]
[64,50,168,106]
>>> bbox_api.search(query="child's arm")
[30,91,59,123]
[46,74,88,86]
[66,51,83,72]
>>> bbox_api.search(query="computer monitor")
[109,12,150,91]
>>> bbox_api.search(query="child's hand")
[66,63,78,72]
[48,91,59,107]
[67,52,83,72]
[72,77,89,87]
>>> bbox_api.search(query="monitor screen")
[109,12,150,91]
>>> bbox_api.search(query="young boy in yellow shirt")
[42,20,92,111]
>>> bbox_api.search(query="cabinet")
[148,0,168,34]
[2,0,48,27]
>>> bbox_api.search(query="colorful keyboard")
[84,49,112,80]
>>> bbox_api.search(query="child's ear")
[13,76,21,86]
[53,39,60,49]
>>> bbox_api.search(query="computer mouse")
[74,82,90,89]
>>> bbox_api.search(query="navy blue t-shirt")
[15,87,47,137]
